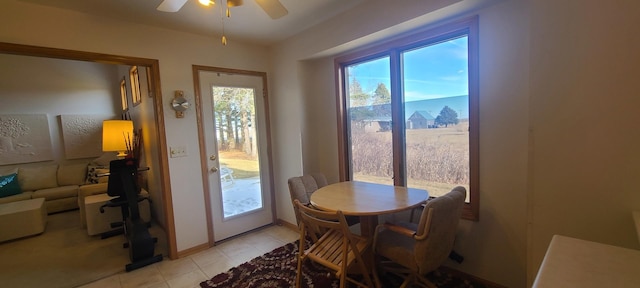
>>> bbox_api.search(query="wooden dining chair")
[293,199,374,288]
[373,186,466,288]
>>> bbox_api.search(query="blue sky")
[348,35,468,103]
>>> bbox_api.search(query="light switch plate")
[170,145,187,158]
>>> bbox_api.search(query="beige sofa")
[0,164,108,215]
[0,153,150,228]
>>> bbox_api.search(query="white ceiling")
[17,0,365,46]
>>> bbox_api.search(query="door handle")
[210,167,218,173]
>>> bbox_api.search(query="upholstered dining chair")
[409,200,429,223]
[287,174,327,207]
[373,186,466,288]
[293,199,374,288]
[287,173,359,227]
[287,173,328,225]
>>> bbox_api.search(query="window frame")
[334,16,479,220]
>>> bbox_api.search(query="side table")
[84,191,151,236]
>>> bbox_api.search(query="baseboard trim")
[276,218,298,232]
[440,266,506,288]
[176,242,210,258]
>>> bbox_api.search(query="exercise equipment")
[100,158,163,272]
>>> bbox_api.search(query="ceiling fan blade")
[157,0,189,12]
[255,0,288,19]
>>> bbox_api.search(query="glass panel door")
[198,69,273,242]
[212,86,264,218]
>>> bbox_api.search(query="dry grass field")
[352,121,469,198]
[219,150,260,179]
[218,121,470,199]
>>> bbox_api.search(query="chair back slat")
[293,199,374,288]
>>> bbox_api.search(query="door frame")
[193,65,276,246]
[0,42,177,259]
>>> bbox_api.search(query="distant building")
[407,111,435,129]
[362,117,391,133]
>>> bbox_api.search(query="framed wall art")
[60,114,114,159]
[120,77,128,111]
[0,114,53,165]
[130,66,142,106]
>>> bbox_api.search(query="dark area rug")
[200,240,488,288]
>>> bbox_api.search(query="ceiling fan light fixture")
[198,0,214,6]
[226,0,243,7]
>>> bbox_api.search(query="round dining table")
[310,181,428,288]
[310,181,429,237]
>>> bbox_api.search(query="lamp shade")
[102,120,133,155]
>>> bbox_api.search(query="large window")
[335,16,479,220]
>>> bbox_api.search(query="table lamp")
[102,120,134,158]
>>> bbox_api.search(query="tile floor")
[80,224,300,288]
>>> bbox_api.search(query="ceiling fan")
[157,0,288,19]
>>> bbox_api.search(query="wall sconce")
[171,90,190,118]
[102,120,134,157]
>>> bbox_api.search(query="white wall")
[298,58,341,183]
[443,1,531,286]
[0,54,120,167]
[528,0,640,284]
[0,0,269,253]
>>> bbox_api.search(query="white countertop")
[533,235,640,287]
